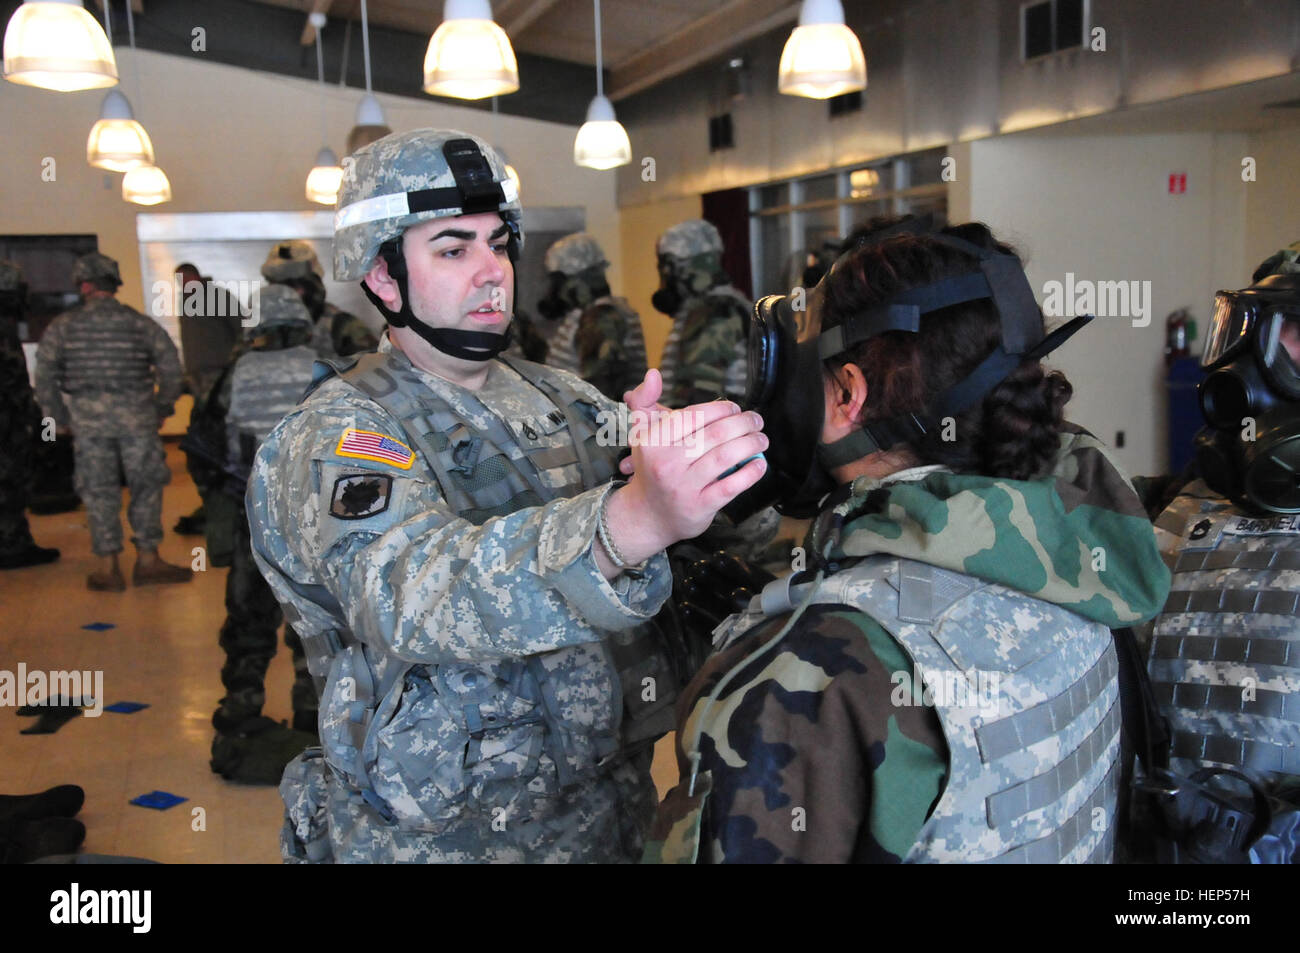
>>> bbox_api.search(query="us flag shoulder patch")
[335,428,415,469]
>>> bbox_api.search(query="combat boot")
[211,717,316,785]
[0,785,84,824]
[132,551,193,586]
[0,817,86,864]
[0,544,60,570]
[86,567,126,592]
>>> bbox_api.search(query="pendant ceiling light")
[306,15,342,206]
[778,0,866,100]
[122,164,171,205]
[87,89,154,171]
[3,0,117,91]
[573,0,630,170]
[345,0,391,155]
[423,0,518,101]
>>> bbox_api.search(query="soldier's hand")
[602,400,767,567]
[619,367,671,476]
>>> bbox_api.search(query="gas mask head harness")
[1195,272,1300,513]
[724,228,1092,521]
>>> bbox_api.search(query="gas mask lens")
[1202,292,1254,367]
[1259,308,1300,399]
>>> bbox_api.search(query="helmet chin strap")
[361,244,513,362]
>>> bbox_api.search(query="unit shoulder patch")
[330,473,393,520]
[335,427,415,469]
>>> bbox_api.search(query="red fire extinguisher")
[1164,308,1196,367]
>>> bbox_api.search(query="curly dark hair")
[821,219,1072,481]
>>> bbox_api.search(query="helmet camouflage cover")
[332,128,522,281]
[254,283,314,332]
[544,232,607,276]
[72,252,122,287]
[262,240,325,282]
[656,219,723,261]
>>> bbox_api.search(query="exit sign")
[1168,172,1187,194]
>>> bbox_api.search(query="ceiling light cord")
[315,28,327,146]
[593,0,603,98]
[361,0,373,94]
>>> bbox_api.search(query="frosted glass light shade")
[346,94,392,154]
[504,163,521,196]
[123,164,171,206]
[778,0,866,100]
[573,95,631,170]
[422,0,519,100]
[4,0,117,91]
[87,90,153,171]
[306,148,343,206]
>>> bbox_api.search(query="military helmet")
[0,260,23,292]
[332,128,522,281]
[544,232,607,276]
[253,283,315,333]
[262,240,324,282]
[72,252,122,287]
[657,219,723,261]
[1253,240,1300,282]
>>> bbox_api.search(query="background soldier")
[1139,250,1300,861]
[209,284,320,784]
[0,260,58,570]
[260,240,378,359]
[34,252,191,591]
[653,219,751,408]
[247,129,767,863]
[536,232,647,402]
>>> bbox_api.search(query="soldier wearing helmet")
[0,260,60,570]
[34,252,192,590]
[245,129,767,863]
[199,284,321,783]
[653,219,752,407]
[533,231,647,400]
[260,239,377,359]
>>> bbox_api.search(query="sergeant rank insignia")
[330,474,393,520]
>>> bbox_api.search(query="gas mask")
[536,266,609,321]
[652,253,718,316]
[723,233,1092,522]
[1195,273,1300,513]
[285,274,326,321]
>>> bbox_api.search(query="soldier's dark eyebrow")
[427,228,476,242]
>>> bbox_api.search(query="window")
[747,147,949,296]
[1022,0,1087,60]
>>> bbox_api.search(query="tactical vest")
[702,556,1121,863]
[56,301,158,394]
[294,349,673,827]
[1149,502,1300,789]
[659,286,751,403]
[534,307,582,375]
[227,345,318,459]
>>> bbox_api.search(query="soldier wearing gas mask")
[1138,247,1300,860]
[260,240,378,359]
[646,219,1171,863]
[653,219,751,407]
[533,232,647,400]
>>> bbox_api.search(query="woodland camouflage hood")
[807,424,1171,627]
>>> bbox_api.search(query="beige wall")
[0,48,621,312]
[1244,126,1300,271]
[618,194,702,371]
[968,131,1253,476]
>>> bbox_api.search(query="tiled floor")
[0,442,679,863]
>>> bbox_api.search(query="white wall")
[1244,126,1300,271]
[968,132,1251,476]
[0,48,621,312]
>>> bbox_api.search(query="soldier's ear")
[363,257,402,310]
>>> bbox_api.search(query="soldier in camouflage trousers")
[0,261,59,570]
[209,285,320,784]
[653,219,751,408]
[646,223,1171,863]
[247,129,767,863]
[34,253,192,591]
[536,232,647,401]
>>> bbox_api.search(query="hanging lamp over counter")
[123,164,171,206]
[778,0,866,100]
[87,89,154,171]
[346,0,392,154]
[4,0,117,91]
[574,0,630,170]
[423,0,519,100]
